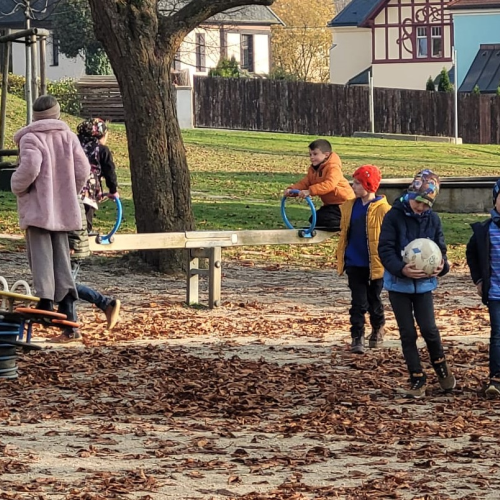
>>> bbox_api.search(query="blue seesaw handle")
[96,197,123,245]
[281,189,317,238]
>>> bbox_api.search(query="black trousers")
[309,204,341,231]
[388,291,444,374]
[346,266,385,339]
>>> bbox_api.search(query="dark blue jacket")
[466,219,492,305]
[378,198,449,294]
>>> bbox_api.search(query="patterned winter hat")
[493,179,500,205]
[407,169,440,207]
[353,165,382,193]
[77,118,108,141]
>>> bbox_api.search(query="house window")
[195,33,206,72]
[416,27,427,58]
[50,33,59,66]
[241,34,254,72]
[431,26,442,58]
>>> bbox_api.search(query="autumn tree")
[86,0,275,272]
[271,0,335,82]
[52,0,112,75]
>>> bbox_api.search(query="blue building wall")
[453,13,500,86]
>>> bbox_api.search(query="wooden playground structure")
[89,229,335,308]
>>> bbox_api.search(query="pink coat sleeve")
[11,135,42,196]
[72,136,91,193]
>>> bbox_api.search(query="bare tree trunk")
[88,1,194,273]
[121,67,195,272]
[88,0,275,272]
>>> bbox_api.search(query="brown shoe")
[105,300,121,330]
[47,330,83,343]
[432,357,456,392]
[368,326,384,348]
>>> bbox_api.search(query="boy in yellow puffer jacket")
[337,165,391,354]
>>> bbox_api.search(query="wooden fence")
[193,77,500,144]
[76,76,124,121]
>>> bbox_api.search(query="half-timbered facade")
[329,0,454,90]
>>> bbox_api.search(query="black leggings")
[84,204,95,233]
[389,291,444,374]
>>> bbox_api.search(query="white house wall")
[329,27,372,84]
[11,26,271,85]
[253,34,270,74]
[226,32,241,61]
[372,61,453,90]
[11,30,85,81]
[177,28,271,82]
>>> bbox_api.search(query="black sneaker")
[485,377,500,397]
[432,357,456,392]
[405,373,427,399]
[350,336,365,354]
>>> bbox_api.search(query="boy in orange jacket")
[284,139,354,231]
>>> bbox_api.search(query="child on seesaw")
[283,139,354,231]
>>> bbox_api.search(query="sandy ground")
[0,249,499,499]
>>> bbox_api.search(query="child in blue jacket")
[466,179,500,397]
[379,170,455,398]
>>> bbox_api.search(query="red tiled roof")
[448,0,500,9]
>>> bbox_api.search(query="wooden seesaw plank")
[89,230,334,252]
[88,229,336,309]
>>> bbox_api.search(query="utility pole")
[453,47,459,144]
[24,1,33,123]
[369,70,375,133]
[0,29,11,157]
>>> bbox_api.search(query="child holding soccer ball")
[378,169,455,398]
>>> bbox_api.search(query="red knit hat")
[353,165,382,193]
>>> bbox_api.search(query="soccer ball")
[403,238,443,276]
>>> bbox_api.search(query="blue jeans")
[76,283,113,312]
[488,300,500,378]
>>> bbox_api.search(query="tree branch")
[168,0,275,38]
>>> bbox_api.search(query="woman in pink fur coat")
[11,95,90,343]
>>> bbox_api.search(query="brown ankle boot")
[432,357,456,392]
[368,326,384,348]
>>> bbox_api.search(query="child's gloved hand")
[430,259,445,277]
[107,192,120,199]
[297,190,310,199]
[402,263,428,279]
[283,189,293,197]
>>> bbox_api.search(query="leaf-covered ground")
[0,250,499,499]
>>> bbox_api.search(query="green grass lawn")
[1,91,495,265]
